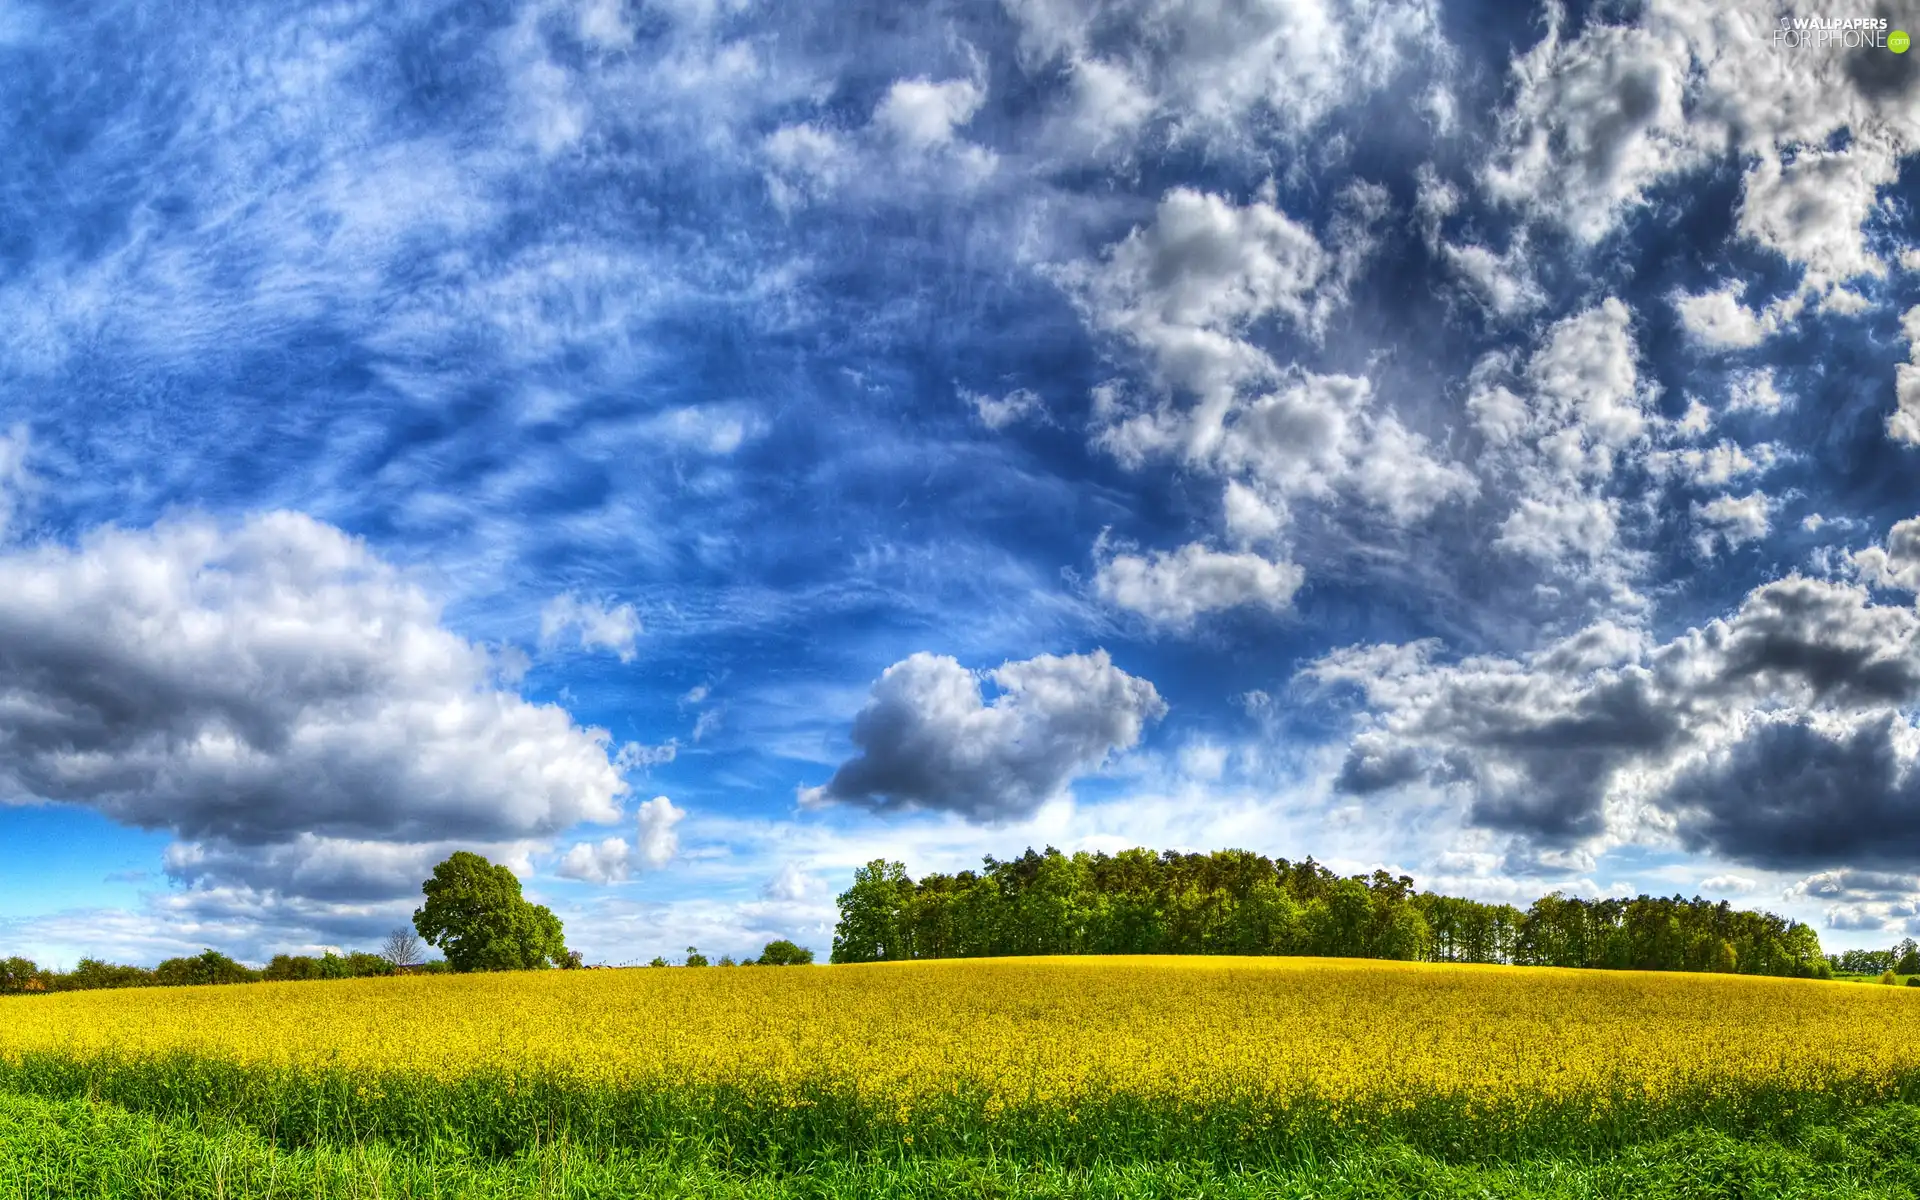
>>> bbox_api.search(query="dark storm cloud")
[807,650,1166,821]
[1671,714,1920,870]
[1311,539,1920,859]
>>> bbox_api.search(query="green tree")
[412,851,568,972]
[685,946,709,967]
[831,859,911,963]
[1895,938,1920,975]
[757,939,815,965]
[154,949,258,987]
[0,957,41,993]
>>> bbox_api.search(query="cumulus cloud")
[540,593,641,662]
[1692,491,1772,554]
[1890,305,1920,447]
[1855,516,1920,593]
[1094,540,1304,625]
[1306,525,1920,866]
[1481,12,1695,243]
[0,512,630,900]
[763,74,994,209]
[1482,1,1920,313]
[805,649,1166,820]
[873,77,984,148]
[1673,284,1773,350]
[1059,185,1471,628]
[1003,0,1441,160]
[555,796,685,883]
[1469,299,1656,604]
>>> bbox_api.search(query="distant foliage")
[153,950,260,987]
[262,952,393,983]
[830,847,1826,979]
[757,939,815,966]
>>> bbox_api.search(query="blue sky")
[2,0,1920,965]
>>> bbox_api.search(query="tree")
[381,928,426,970]
[1895,938,1920,976]
[757,939,815,966]
[155,949,258,987]
[0,957,41,994]
[648,956,669,967]
[412,851,569,972]
[832,859,911,963]
[685,946,709,967]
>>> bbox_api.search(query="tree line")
[0,852,818,994]
[1829,940,1920,978]
[830,847,1831,979]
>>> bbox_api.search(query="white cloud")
[0,512,629,902]
[1649,440,1778,489]
[1003,0,1441,161]
[1441,238,1544,316]
[806,649,1166,820]
[1727,368,1786,414]
[555,795,685,883]
[0,423,31,541]
[635,795,686,869]
[557,837,634,884]
[760,862,822,903]
[1471,299,1656,603]
[873,77,983,149]
[1890,305,1920,447]
[763,75,994,210]
[1855,516,1920,594]
[1481,12,1695,244]
[1699,873,1756,894]
[963,387,1042,430]
[540,593,641,662]
[613,740,678,771]
[1737,142,1899,297]
[1673,284,1771,350]
[1481,2,1920,315]
[1693,491,1772,554]
[1095,541,1304,625]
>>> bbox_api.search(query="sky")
[1,0,1919,967]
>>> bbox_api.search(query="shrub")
[757,939,815,966]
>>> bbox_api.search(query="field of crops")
[6,956,1920,1194]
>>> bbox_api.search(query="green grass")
[11,1049,1920,1171]
[11,1089,1920,1198]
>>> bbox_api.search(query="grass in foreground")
[6,957,1920,1166]
[11,1090,1920,1199]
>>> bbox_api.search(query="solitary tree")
[757,939,815,966]
[380,928,426,970]
[413,852,568,972]
[685,945,709,967]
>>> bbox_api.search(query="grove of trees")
[830,847,1830,979]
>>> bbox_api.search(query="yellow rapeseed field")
[5,956,1920,1117]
